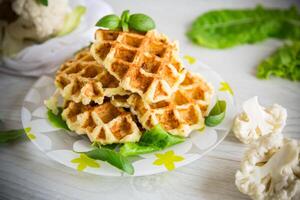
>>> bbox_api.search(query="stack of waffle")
[54,29,213,145]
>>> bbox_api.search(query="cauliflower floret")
[11,0,69,41]
[1,0,69,55]
[233,96,287,144]
[235,134,300,200]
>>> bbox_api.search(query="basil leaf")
[0,129,25,143]
[83,148,134,175]
[47,108,69,130]
[122,23,129,32]
[37,0,48,6]
[121,10,130,22]
[96,14,120,30]
[120,10,130,31]
[120,124,185,157]
[187,6,300,49]
[205,100,226,127]
[257,42,300,81]
[128,13,155,32]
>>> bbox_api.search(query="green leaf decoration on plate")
[47,108,70,130]
[257,42,300,81]
[184,55,196,64]
[187,6,300,49]
[71,154,100,171]
[153,150,184,171]
[83,148,134,175]
[205,100,226,127]
[120,124,185,157]
[219,82,234,96]
[24,127,36,140]
[0,129,25,143]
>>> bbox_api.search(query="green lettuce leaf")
[120,125,185,157]
[187,5,300,49]
[37,0,48,6]
[83,148,134,175]
[205,100,226,127]
[47,108,69,130]
[257,42,300,81]
[0,129,25,143]
[92,142,119,150]
[119,143,159,157]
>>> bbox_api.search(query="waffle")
[55,48,128,105]
[111,95,131,108]
[90,29,187,103]
[61,101,141,144]
[126,71,214,137]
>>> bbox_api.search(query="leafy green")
[120,10,130,32]
[205,100,226,127]
[257,42,300,81]
[95,10,155,32]
[57,6,87,36]
[36,0,48,6]
[139,125,185,148]
[120,125,185,157]
[120,143,159,157]
[128,13,156,32]
[47,108,69,130]
[96,15,120,30]
[83,148,134,175]
[187,5,300,49]
[92,142,119,150]
[0,129,25,143]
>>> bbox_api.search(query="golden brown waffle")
[125,71,214,137]
[90,29,187,103]
[111,95,131,108]
[61,101,141,144]
[55,48,128,105]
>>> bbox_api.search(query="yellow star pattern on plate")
[219,82,234,96]
[24,127,36,140]
[183,55,196,65]
[71,154,100,171]
[153,150,184,171]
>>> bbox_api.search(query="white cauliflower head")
[1,0,69,55]
[233,96,287,144]
[11,0,69,41]
[235,134,300,200]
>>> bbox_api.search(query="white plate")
[21,56,236,176]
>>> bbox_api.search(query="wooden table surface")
[1,0,299,199]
